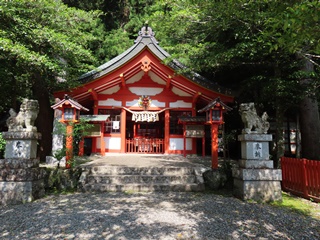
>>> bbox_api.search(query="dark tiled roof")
[78,26,231,95]
[198,97,233,113]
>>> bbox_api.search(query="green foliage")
[0,133,6,158]
[0,0,103,110]
[53,119,93,162]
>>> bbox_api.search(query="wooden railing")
[126,138,164,153]
[281,157,320,202]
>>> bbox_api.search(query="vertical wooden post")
[100,122,105,156]
[211,123,219,169]
[78,137,84,156]
[66,123,73,169]
[120,108,126,153]
[183,123,186,157]
[164,109,170,154]
[302,158,308,198]
[202,137,205,158]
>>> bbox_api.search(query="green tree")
[150,0,320,160]
[0,0,103,160]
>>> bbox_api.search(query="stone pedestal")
[232,134,282,202]
[0,131,45,205]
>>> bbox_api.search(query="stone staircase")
[78,166,207,192]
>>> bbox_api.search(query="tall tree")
[150,0,320,160]
[0,0,103,160]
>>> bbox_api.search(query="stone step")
[85,166,197,176]
[79,183,205,192]
[84,175,197,185]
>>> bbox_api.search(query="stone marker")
[0,99,45,205]
[232,103,282,202]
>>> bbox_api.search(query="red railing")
[126,138,164,153]
[281,157,320,202]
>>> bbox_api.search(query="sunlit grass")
[271,192,320,220]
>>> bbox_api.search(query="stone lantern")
[198,97,232,169]
[51,95,88,168]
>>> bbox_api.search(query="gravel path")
[0,192,319,240]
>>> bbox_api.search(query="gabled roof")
[78,25,231,96]
[198,97,233,113]
[51,94,89,111]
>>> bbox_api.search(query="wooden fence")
[281,157,320,202]
[126,138,164,154]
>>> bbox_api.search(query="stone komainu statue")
[6,99,39,132]
[239,102,270,134]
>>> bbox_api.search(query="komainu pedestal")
[232,134,282,202]
[0,99,46,205]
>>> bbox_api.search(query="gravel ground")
[0,192,319,240]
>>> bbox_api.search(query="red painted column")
[78,137,84,156]
[164,109,170,154]
[100,122,105,156]
[211,123,219,169]
[183,123,186,157]
[202,137,205,158]
[66,123,73,169]
[120,109,126,153]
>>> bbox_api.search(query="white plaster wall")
[129,87,163,96]
[149,71,166,85]
[96,137,121,150]
[169,138,192,150]
[100,85,120,95]
[172,87,192,97]
[98,99,122,107]
[126,71,144,84]
[169,100,192,108]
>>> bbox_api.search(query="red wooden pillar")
[66,123,73,169]
[202,137,205,158]
[78,137,84,156]
[183,123,186,157]
[100,122,105,156]
[211,123,219,169]
[120,108,126,153]
[164,109,170,154]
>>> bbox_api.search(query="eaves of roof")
[78,26,232,96]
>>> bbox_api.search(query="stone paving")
[78,153,214,169]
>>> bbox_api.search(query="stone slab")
[2,131,41,140]
[0,167,47,181]
[0,180,45,205]
[238,134,272,142]
[233,179,282,202]
[232,168,282,181]
[5,139,38,159]
[238,159,274,169]
[240,141,270,160]
[0,158,40,169]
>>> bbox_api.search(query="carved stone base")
[233,134,282,202]
[0,180,45,205]
[233,179,282,202]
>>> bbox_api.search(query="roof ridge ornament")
[135,23,159,44]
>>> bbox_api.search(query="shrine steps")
[78,166,206,192]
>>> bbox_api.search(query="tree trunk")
[274,103,285,168]
[299,58,320,160]
[32,74,53,162]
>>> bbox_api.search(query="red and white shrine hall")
[54,26,234,156]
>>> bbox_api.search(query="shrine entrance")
[125,111,165,153]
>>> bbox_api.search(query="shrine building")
[54,26,234,156]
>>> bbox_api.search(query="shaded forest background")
[0,0,319,165]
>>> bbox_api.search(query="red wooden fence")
[281,157,320,202]
[126,138,164,153]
